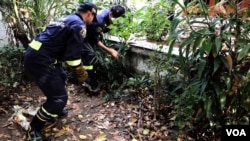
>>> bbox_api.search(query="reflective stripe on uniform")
[83,65,93,70]
[41,106,58,118]
[29,40,42,51]
[66,59,81,66]
[36,114,47,122]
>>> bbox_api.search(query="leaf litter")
[0,82,183,141]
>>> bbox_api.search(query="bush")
[0,46,25,94]
[166,0,250,139]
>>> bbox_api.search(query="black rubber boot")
[44,109,68,129]
[58,109,68,118]
[26,129,51,141]
[27,107,59,140]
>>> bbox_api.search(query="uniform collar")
[75,12,84,21]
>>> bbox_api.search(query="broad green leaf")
[212,57,221,75]
[192,36,204,53]
[205,97,212,119]
[237,45,250,61]
[198,59,206,78]
[180,33,196,49]
[167,39,176,59]
[200,38,212,56]
[170,18,181,34]
[200,79,208,94]
[198,0,208,14]
[215,37,222,53]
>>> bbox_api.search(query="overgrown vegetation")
[92,38,131,92]
[165,0,250,139]
[0,46,24,94]
[134,0,174,41]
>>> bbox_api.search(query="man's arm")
[97,40,119,59]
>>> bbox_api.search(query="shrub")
[0,46,25,94]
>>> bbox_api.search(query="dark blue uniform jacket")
[30,12,86,67]
[86,9,111,45]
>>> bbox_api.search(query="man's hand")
[97,41,119,59]
[109,48,119,59]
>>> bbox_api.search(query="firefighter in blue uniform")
[81,5,125,92]
[23,2,97,141]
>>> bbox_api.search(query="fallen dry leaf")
[54,126,70,137]
[78,114,84,119]
[94,132,107,141]
[143,128,150,135]
[79,134,87,140]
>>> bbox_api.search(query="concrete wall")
[0,14,8,46]
[106,36,179,76]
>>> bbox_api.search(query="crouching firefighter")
[81,5,126,93]
[23,2,97,141]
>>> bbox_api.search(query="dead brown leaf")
[0,107,8,114]
[54,126,70,137]
[94,132,107,141]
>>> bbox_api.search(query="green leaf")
[198,59,206,78]
[215,37,222,53]
[225,77,231,90]
[180,33,196,49]
[198,0,208,14]
[167,39,176,59]
[205,97,212,119]
[170,18,181,34]
[200,38,212,56]
[200,79,208,94]
[212,82,221,97]
[237,45,250,61]
[192,36,204,53]
[220,94,227,110]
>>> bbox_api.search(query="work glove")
[71,65,88,84]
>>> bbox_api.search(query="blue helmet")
[111,5,125,18]
[78,2,97,16]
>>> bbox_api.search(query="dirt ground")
[0,82,182,141]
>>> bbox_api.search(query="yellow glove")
[72,65,88,84]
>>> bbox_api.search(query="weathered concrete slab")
[0,14,8,46]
